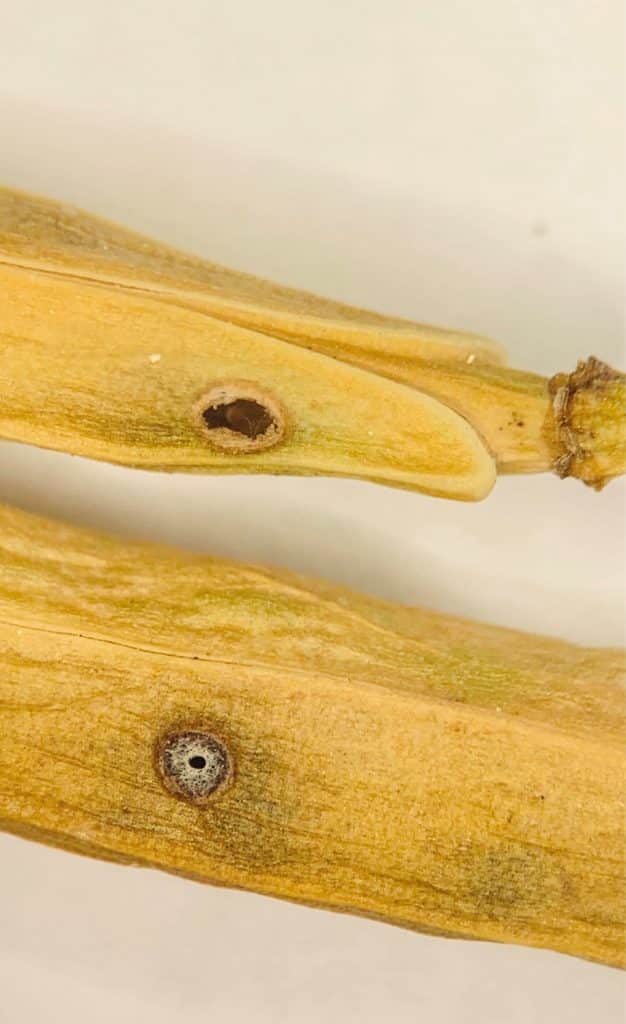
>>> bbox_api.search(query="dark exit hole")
[202,399,275,440]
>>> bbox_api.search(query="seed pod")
[0,502,623,967]
[1,187,623,498]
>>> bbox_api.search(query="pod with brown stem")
[1,186,624,500]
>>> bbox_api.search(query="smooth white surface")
[1,2,624,1021]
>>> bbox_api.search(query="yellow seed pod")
[0,503,623,967]
[1,187,624,497]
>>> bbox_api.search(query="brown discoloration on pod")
[0,504,623,967]
[155,729,233,804]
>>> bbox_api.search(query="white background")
[0,2,624,1021]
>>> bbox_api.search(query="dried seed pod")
[0,503,623,967]
[1,186,623,498]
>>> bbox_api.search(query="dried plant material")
[0,248,493,500]
[0,503,623,967]
[1,187,624,498]
[550,357,626,489]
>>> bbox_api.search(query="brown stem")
[549,358,626,489]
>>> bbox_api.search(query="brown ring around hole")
[155,728,234,805]
[193,381,286,453]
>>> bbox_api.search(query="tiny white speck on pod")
[148,353,161,364]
